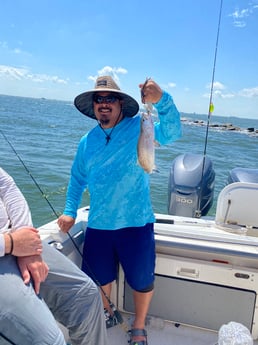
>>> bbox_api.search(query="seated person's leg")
[40,241,107,345]
[0,254,65,345]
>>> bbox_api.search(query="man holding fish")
[58,75,181,345]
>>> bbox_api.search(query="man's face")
[93,92,123,128]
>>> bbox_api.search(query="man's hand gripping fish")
[137,78,156,173]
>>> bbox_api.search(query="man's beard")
[99,118,110,126]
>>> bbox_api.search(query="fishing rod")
[195,0,224,217]
[0,128,125,329]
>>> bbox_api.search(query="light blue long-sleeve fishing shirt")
[64,91,181,230]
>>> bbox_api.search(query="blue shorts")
[82,223,155,291]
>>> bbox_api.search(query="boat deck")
[61,311,258,345]
[107,312,219,345]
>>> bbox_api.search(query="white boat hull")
[39,182,258,344]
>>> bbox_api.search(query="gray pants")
[0,241,107,345]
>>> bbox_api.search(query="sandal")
[128,328,148,345]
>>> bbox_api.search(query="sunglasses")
[93,95,120,104]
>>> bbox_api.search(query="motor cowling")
[168,153,215,217]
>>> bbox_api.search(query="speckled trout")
[137,102,156,173]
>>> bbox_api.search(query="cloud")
[214,90,235,99]
[206,81,225,91]
[161,81,176,91]
[231,8,250,19]
[168,82,176,88]
[239,87,258,98]
[88,66,128,85]
[0,41,31,56]
[203,81,234,99]
[0,65,68,84]
[229,3,258,27]
[0,41,8,49]
[203,81,258,99]
[0,65,28,80]
[232,21,246,28]
[13,48,23,54]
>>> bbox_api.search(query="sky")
[0,0,258,119]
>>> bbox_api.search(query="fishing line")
[1,129,60,219]
[0,129,125,329]
[196,0,224,217]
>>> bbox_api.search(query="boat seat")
[215,182,258,231]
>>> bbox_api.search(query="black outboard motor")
[168,153,215,218]
[228,167,258,184]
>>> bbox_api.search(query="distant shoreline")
[1,93,258,125]
[181,116,258,136]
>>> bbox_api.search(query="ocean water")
[0,94,257,227]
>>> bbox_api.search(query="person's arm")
[0,168,48,292]
[0,168,42,257]
[0,229,19,256]
[58,136,89,233]
[63,135,89,218]
[0,234,5,256]
[2,232,13,255]
[154,91,182,145]
[0,167,33,229]
[2,229,42,257]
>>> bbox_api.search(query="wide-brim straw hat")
[74,75,139,119]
